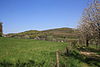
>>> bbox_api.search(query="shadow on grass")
[0,60,45,67]
[64,50,100,67]
[77,47,100,54]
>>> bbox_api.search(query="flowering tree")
[78,0,100,47]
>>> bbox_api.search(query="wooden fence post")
[56,51,59,67]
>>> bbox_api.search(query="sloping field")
[0,37,67,67]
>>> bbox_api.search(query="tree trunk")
[86,39,89,47]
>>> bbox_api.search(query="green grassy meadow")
[0,37,67,67]
[0,37,98,67]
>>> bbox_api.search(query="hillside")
[5,27,79,42]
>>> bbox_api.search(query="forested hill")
[5,27,79,42]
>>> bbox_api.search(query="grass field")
[0,37,98,67]
[0,37,67,67]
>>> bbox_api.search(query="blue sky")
[0,0,88,34]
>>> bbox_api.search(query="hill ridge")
[5,27,79,42]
